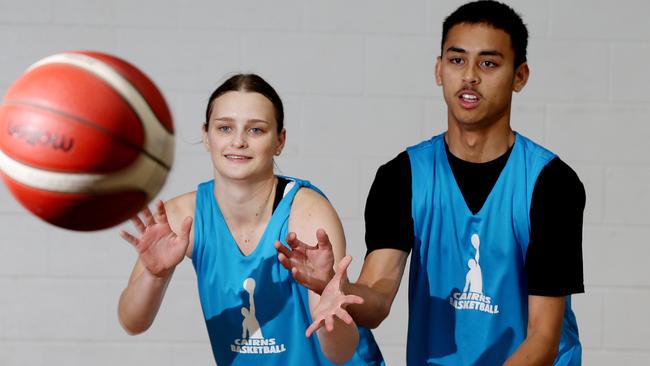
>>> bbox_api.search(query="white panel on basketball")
[27,52,175,168]
[0,148,167,198]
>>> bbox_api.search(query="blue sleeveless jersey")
[192,177,384,366]
[406,133,581,365]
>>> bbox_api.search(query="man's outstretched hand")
[274,229,336,295]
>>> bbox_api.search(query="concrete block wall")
[0,0,648,364]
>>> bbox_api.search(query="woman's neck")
[213,174,277,227]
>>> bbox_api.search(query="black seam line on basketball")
[1,99,170,170]
[55,60,174,155]
[52,57,174,135]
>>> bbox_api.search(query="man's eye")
[449,57,463,65]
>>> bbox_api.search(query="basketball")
[0,51,174,231]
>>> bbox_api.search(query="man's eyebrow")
[445,47,504,58]
[446,46,466,54]
[479,50,504,57]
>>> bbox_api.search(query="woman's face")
[203,91,285,182]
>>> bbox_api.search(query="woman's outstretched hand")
[120,200,193,278]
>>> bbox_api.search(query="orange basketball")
[0,51,174,231]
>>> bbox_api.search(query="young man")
[275,1,584,365]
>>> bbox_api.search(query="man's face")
[436,23,528,130]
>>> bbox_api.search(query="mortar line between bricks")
[0,275,196,283]
[0,339,209,346]
[583,285,650,291]
[583,346,650,353]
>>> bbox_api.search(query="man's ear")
[513,62,529,92]
[435,56,443,86]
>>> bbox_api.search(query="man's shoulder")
[405,133,445,155]
[516,133,556,161]
[537,157,584,193]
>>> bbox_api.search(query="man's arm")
[504,295,565,366]
[277,238,408,332]
[506,158,585,364]
[342,248,408,329]
[277,152,412,330]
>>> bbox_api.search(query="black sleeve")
[526,157,585,296]
[364,151,414,256]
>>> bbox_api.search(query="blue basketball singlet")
[192,177,385,366]
[406,133,581,365]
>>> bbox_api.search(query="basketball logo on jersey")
[448,234,500,314]
[230,278,287,354]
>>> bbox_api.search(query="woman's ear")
[202,126,210,151]
[275,128,286,155]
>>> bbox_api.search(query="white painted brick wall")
[1,0,649,364]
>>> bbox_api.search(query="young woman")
[117,74,384,365]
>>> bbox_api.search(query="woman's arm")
[287,188,360,364]
[117,194,195,335]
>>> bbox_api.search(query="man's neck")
[445,123,515,163]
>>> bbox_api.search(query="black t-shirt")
[272,176,290,212]
[364,142,585,296]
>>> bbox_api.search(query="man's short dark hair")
[441,0,528,68]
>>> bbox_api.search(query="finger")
[277,253,293,271]
[131,215,146,234]
[142,206,156,226]
[335,308,354,325]
[291,267,311,287]
[325,315,334,332]
[274,241,293,257]
[286,232,308,251]
[336,255,353,274]
[329,256,353,288]
[305,319,324,338]
[155,200,169,224]
[278,251,307,272]
[343,294,364,305]
[119,230,138,246]
[277,242,307,269]
[315,228,333,250]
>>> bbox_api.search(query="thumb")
[332,256,353,286]
[336,255,353,274]
[316,228,333,250]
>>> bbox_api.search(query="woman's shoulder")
[292,185,329,211]
[288,183,345,252]
[164,191,197,222]
[289,185,338,228]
